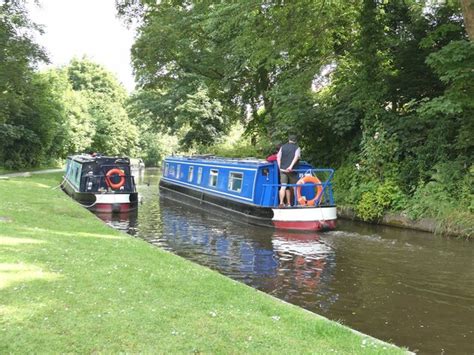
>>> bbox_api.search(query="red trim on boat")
[272,220,336,231]
[94,203,132,213]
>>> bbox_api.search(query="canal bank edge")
[337,206,472,239]
[264,290,414,355]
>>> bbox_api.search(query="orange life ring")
[296,175,323,206]
[105,168,126,190]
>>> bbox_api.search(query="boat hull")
[159,179,336,232]
[62,178,138,213]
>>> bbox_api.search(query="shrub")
[355,180,406,221]
[332,160,359,205]
[405,162,471,220]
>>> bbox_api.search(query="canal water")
[97,169,473,354]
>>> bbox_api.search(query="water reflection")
[270,231,337,311]
[131,167,146,185]
[140,197,339,312]
[95,210,139,235]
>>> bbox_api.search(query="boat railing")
[81,174,136,193]
[261,168,335,207]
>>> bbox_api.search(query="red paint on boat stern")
[94,203,131,213]
[273,220,336,231]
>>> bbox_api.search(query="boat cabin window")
[164,163,169,176]
[75,167,80,182]
[228,172,243,193]
[65,160,71,176]
[177,164,181,179]
[188,166,194,182]
[209,169,218,187]
[197,167,203,184]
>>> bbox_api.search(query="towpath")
[0,168,62,178]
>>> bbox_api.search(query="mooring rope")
[51,176,67,190]
[77,200,98,208]
[52,176,97,207]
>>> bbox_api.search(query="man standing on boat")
[277,134,301,207]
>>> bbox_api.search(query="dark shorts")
[280,171,298,186]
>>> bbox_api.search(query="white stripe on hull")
[95,194,131,204]
[272,207,337,222]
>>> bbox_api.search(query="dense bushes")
[334,158,473,237]
[314,2,473,236]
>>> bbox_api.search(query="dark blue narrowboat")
[159,155,337,231]
[62,154,138,213]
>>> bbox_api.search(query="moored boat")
[159,155,337,232]
[130,158,145,172]
[62,153,138,213]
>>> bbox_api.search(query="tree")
[65,58,138,156]
[0,1,47,124]
[117,0,355,146]
[175,85,226,148]
[86,92,138,155]
[460,0,474,40]
[40,68,95,156]
[0,1,67,168]
[126,90,179,166]
[67,57,128,103]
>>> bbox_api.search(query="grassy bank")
[0,173,405,353]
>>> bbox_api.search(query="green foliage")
[175,85,229,149]
[355,180,407,222]
[0,2,54,168]
[0,72,66,168]
[437,210,474,239]
[417,40,474,159]
[140,132,178,167]
[40,68,95,156]
[0,1,47,125]
[86,92,138,156]
[332,159,359,205]
[67,57,128,103]
[359,124,400,181]
[0,124,41,168]
[120,0,356,147]
[126,89,182,165]
[405,162,473,219]
[0,5,139,169]
[45,58,140,157]
[199,123,266,158]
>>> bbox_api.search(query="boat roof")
[164,155,274,168]
[67,154,130,164]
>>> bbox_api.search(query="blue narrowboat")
[159,155,337,231]
[62,154,138,213]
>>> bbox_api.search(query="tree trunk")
[460,0,474,41]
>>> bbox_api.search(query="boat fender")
[105,168,126,190]
[296,175,323,206]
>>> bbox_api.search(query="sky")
[28,0,136,92]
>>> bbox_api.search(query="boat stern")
[271,206,337,231]
[93,193,138,213]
